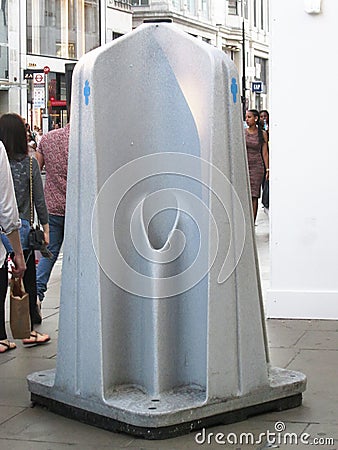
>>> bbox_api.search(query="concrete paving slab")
[295,330,338,350]
[266,324,306,348]
[289,349,338,394]
[126,443,261,449]
[268,347,300,368]
[307,422,338,441]
[250,418,337,449]
[0,354,55,379]
[258,349,338,425]
[270,444,337,450]
[0,406,25,424]
[0,442,132,450]
[0,378,31,408]
[0,407,135,447]
[276,319,338,331]
[40,307,60,318]
[0,352,16,365]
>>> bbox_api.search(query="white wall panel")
[268,0,338,319]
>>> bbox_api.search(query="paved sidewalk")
[0,207,337,449]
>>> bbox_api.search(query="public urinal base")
[27,366,306,440]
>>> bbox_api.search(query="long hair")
[0,113,28,161]
[259,109,269,121]
[248,109,264,145]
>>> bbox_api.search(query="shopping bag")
[10,277,31,339]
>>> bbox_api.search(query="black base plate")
[30,393,302,440]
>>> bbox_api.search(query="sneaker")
[32,299,42,325]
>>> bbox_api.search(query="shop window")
[131,0,149,5]
[228,0,238,15]
[0,0,8,80]
[0,45,8,80]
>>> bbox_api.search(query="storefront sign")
[251,81,263,93]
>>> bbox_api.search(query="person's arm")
[0,143,21,234]
[42,223,50,246]
[6,230,26,277]
[0,143,26,276]
[35,150,44,170]
[262,131,269,179]
[35,139,45,170]
[32,158,49,244]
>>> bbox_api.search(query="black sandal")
[0,339,17,353]
[22,331,50,346]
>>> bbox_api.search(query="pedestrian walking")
[245,109,269,222]
[0,113,50,345]
[35,120,70,318]
[259,110,270,212]
[259,109,269,136]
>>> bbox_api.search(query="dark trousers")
[23,249,36,332]
[0,262,9,340]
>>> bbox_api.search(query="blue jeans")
[36,214,65,302]
[1,218,31,252]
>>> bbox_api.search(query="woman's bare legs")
[252,197,258,223]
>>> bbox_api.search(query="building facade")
[132,0,270,113]
[0,0,269,129]
[0,0,132,128]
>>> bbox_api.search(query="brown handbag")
[9,277,31,339]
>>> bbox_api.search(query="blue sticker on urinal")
[84,80,91,105]
[231,78,238,103]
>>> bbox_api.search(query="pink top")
[37,124,70,216]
